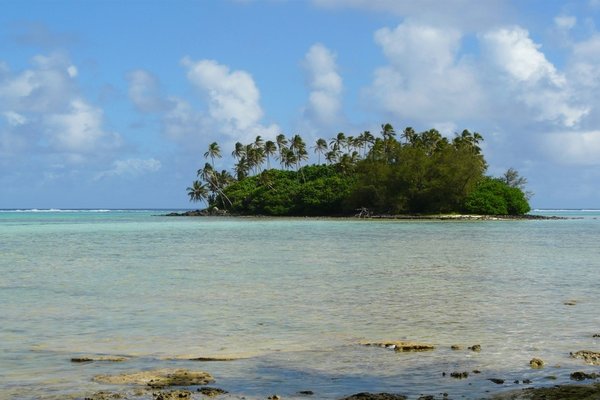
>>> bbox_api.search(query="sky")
[1,0,600,209]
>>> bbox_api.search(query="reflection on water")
[1,211,599,399]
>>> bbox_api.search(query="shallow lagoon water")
[0,210,599,399]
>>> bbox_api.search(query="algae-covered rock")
[197,387,228,397]
[153,390,192,400]
[571,350,600,365]
[469,344,482,352]
[72,356,130,363]
[361,341,435,352]
[490,383,600,399]
[84,392,124,400]
[450,371,469,379]
[529,358,544,369]
[93,369,214,388]
[570,371,599,381]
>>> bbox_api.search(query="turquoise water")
[1,210,599,399]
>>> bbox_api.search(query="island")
[184,124,532,217]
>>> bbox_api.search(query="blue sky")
[1,0,600,209]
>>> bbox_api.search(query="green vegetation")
[187,124,532,216]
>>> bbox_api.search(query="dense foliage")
[187,124,532,216]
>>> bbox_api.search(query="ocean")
[0,209,599,399]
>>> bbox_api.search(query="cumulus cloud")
[366,21,482,123]
[94,158,161,180]
[481,26,588,127]
[0,53,121,164]
[44,98,120,154]
[302,43,343,126]
[180,57,278,142]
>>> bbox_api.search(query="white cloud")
[44,98,120,154]
[366,21,482,122]
[554,15,577,30]
[127,69,169,113]
[545,130,600,165]
[94,158,161,180]
[302,43,343,125]
[67,65,78,78]
[482,27,565,85]
[3,111,27,126]
[180,57,279,142]
[182,58,262,131]
[0,53,121,163]
[481,26,588,127]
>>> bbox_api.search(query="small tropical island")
[181,124,532,218]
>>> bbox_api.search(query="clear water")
[1,210,599,399]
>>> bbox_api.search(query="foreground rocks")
[491,383,600,399]
[93,369,214,388]
[340,393,407,400]
[361,341,435,352]
[571,350,600,365]
[71,355,130,363]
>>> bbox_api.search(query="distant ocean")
[1,209,599,399]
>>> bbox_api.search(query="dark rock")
[545,375,557,380]
[71,356,129,363]
[340,393,407,400]
[570,371,599,381]
[564,300,577,306]
[450,345,463,350]
[417,396,434,400]
[468,344,482,352]
[298,391,314,396]
[84,392,124,400]
[267,396,281,400]
[488,378,505,384]
[361,340,435,352]
[571,350,600,365]
[472,370,481,374]
[450,371,469,379]
[523,379,532,384]
[153,391,192,400]
[197,387,228,397]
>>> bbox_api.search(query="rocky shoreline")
[164,209,568,221]
[62,346,600,400]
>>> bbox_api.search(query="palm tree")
[330,132,346,152]
[275,133,288,150]
[235,156,249,180]
[313,138,328,164]
[253,135,264,149]
[186,180,209,206]
[264,140,277,169]
[204,142,222,167]
[282,148,297,170]
[231,141,245,161]
[289,134,307,170]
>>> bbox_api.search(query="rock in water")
[153,390,192,400]
[570,371,599,381]
[361,341,435,352]
[93,369,214,388]
[468,344,482,352]
[571,350,600,365]
[197,387,228,397]
[530,358,545,368]
[340,393,407,400]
